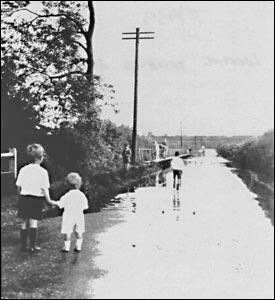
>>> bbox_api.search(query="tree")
[1,1,118,171]
[1,54,40,150]
[1,1,106,128]
[2,1,95,76]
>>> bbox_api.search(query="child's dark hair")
[175,151,180,156]
[65,172,82,190]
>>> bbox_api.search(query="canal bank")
[227,166,274,226]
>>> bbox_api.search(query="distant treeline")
[216,130,274,185]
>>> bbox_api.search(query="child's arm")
[17,187,21,206]
[83,195,89,212]
[17,186,21,195]
[41,188,59,206]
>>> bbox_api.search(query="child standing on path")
[16,144,51,252]
[45,173,89,253]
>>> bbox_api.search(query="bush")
[217,130,274,183]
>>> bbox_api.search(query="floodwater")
[88,149,274,299]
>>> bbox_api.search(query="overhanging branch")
[10,8,86,35]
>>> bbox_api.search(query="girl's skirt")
[18,195,45,220]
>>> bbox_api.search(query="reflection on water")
[93,150,274,299]
[230,168,274,226]
[103,170,184,222]
[105,151,273,227]
[138,170,168,188]
[173,191,181,221]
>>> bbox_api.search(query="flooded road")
[87,149,274,299]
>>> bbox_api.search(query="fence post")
[12,148,17,179]
[1,148,17,179]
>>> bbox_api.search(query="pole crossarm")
[122,31,155,35]
[122,37,154,40]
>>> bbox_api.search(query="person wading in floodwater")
[122,144,132,170]
[170,151,185,190]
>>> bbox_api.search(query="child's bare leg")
[29,219,38,228]
[62,233,71,252]
[173,172,176,189]
[20,219,29,251]
[21,219,28,230]
[29,219,41,251]
[75,231,83,252]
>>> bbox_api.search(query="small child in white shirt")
[46,172,89,252]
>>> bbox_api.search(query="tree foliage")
[1,1,110,128]
[1,1,116,156]
[1,1,156,210]
[217,130,274,183]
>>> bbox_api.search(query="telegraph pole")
[122,28,154,164]
[180,121,183,148]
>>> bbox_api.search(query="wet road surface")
[49,149,273,299]
[86,149,274,299]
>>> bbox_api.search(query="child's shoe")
[30,246,41,253]
[61,247,70,253]
[75,238,83,252]
[61,240,71,252]
[29,228,41,252]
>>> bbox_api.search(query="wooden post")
[180,121,183,148]
[131,28,140,164]
[1,148,17,179]
[12,148,17,179]
[122,29,154,164]
[8,148,17,179]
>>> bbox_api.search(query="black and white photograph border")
[1,1,274,299]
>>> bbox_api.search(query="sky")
[93,1,274,136]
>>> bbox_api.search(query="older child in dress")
[46,172,89,252]
[16,144,51,252]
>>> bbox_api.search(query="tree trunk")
[86,0,95,80]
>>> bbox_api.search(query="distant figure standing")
[162,138,168,158]
[122,144,132,170]
[199,146,205,157]
[201,146,205,157]
[170,151,185,190]
[154,141,160,160]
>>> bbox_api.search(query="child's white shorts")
[61,214,85,234]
